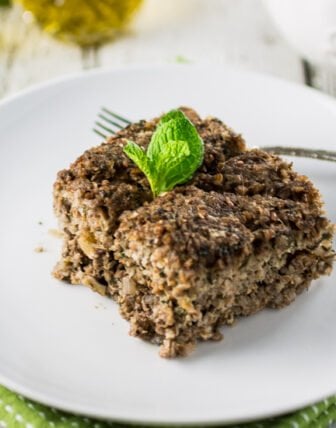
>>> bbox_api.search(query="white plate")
[0,65,335,425]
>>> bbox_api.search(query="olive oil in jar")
[15,0,143,45]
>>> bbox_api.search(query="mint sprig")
[124,109,204,197]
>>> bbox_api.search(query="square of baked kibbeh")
[53,107,335,358]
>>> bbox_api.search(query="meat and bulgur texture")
[53,107,335,357]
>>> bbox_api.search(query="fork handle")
[262,146,336,163]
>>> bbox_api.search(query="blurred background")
[0,0,336,99]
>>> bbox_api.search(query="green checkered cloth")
[0,385,335,428]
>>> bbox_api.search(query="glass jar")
[15,0,143,46]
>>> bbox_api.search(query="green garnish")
[174,55,191,64]
[124,109,204,197]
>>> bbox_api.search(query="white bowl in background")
[265,0,336,66]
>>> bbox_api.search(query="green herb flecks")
[124,109,204,197]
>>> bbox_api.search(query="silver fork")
[93,107,132,139]
[94,108,336,162]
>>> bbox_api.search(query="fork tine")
[93,108,132,140]
[93,127,108,139]
[98,113,124,129]
[102,107,132,125]
[94,121,117,136]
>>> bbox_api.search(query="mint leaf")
[124,140,150,173]
[153,140,190,195]
[123,109,204,197]
[123,140,155,188]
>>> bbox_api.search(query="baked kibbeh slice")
[53,107,245,290]
[53,107,335,357]
[113,187,334,358]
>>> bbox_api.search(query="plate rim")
[0,63,336,425]
[1,372,335,426]
[1,62,336,115]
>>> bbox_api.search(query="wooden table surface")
[1,0,335,99]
